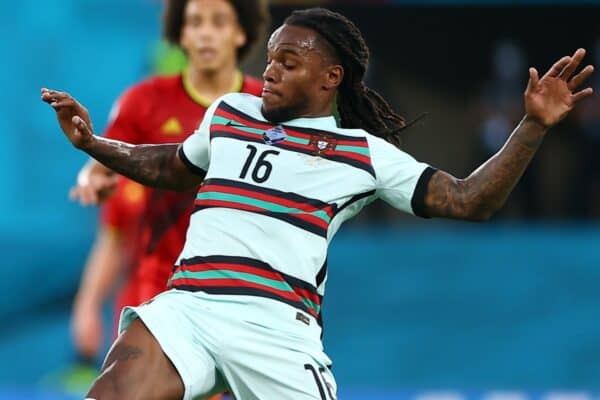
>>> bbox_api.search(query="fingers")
[49,98,76,109]
[70,185,99,206]
[40,88,70,104]
[70,173,118,205]
[72,115,92,136]
[42,88,75,103]
[41,88,88,112]
[99,174,119,191]
[568,64,594,90]
[572,87,594,103]
[559,48,586,80]
[41,88,67,97]
[543,56,571,79]
[526,67,539,92]
[41,92,57,105]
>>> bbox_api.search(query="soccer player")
[69,0,267,365]
[42,7,593,400]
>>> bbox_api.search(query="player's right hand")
[70,172,119,206]
[71,303,104,360]
[524,49,594,129]
[41,88,96,150]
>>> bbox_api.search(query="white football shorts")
[119,288,337,400]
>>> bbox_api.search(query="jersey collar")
[182,68,244,107]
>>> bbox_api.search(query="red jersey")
[101,71,263,311]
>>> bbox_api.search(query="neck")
[298,101,335,119]
[186,60,241,105]
[265,102,335,125]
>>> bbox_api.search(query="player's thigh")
[118,289,228,399]
[222,348,337,400]
[87,318,184,400]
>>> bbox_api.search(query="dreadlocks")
[285,8,406,148]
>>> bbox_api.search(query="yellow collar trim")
[182,69,244,107]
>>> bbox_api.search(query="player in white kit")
[42,7,593,400]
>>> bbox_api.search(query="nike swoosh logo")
[226,120,247,128]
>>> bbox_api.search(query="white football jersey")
[172,93,435,329]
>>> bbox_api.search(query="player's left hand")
[524,48,594,129]
[69,169,119,206]
[41,88,95,149]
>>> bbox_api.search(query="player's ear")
[322,65,344,91]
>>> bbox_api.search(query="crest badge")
[309,134,337,155]
[263,125,287,145]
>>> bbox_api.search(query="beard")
[261,97,310,124]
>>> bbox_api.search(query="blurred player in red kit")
[70,1,268,381]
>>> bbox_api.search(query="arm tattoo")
[83,137,187,191]
[424,116,547,220]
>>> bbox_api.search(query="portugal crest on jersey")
[309,134,337,155]
[263,125,287,145]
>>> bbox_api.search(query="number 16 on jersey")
[239,144,280,184]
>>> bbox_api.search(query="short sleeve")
[103,85,148,144]
[369,136,437,217]
[179,97,221,174]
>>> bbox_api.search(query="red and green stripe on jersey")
[210,101,375,178]
[194,178,336,238]
[169,255,322,320]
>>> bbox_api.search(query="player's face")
[180,0,246,73]
[262,25,337,123]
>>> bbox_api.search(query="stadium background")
[1,0,599,399]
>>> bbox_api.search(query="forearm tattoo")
[424,116,547,220]
[85,137,182,190]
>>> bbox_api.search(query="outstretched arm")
[76,137,193,191]
[422,49,594,221]
[41,89,204,191]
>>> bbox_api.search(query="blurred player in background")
[70,0,268,379]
